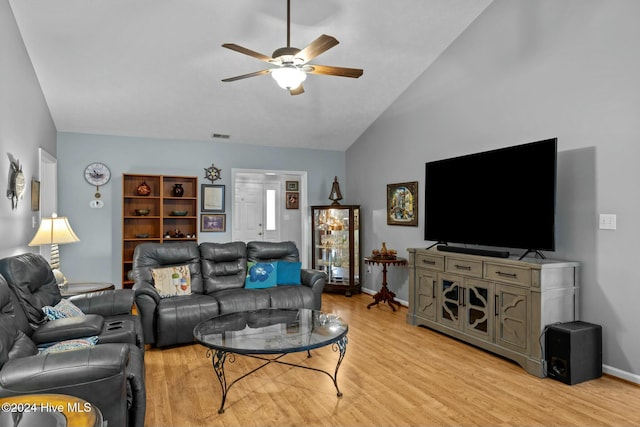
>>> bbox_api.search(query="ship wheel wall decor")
[204,164,222,183]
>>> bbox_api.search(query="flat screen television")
[424,138,557,257]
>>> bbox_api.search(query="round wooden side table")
[364,257,407,311]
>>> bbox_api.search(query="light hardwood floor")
[143,293,640,427]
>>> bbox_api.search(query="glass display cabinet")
[311,205,361,296]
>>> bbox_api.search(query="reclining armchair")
[0,275,146,427]
[0,253,143,351]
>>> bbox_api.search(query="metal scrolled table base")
[207,336,348,414]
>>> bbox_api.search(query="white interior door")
[232,169,308,266]
[38,148,57,260]
[233,179,266,242]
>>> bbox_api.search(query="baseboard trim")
[603,365,640,385]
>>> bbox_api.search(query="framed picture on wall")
[31,179,40,211]
[286,192,299,209]
[201,184,225,212]
[387,181,418,226]
[286,180,299,191]
[201,213,226,232]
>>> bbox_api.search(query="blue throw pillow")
[245,262,278,289]
[276,261,302,285]
[42,299,85,320]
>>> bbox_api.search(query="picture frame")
[387,181,418,226]
[286,180,299,191]
[31,179,40,211]
[201,184,225,212]
[286,192,299,209]
[201,213,226,232]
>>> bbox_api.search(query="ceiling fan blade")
[222,69,271,82]
[289,85,305,96]
[296,34,339,64]
[222,43,274,63]
[307,64,363,78]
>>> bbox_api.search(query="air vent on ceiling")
[211,133,231,139]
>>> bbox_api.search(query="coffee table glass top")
[193,308,348,354]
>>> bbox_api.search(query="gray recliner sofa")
[0,265,146,427]
[131,240,326,347]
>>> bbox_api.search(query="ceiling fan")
[221,0,363,95]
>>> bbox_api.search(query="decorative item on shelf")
[135,233,150,238]
[328,176,343,206]
[371,242,397,260]
[134,209,150,216]
[164,232,172,238]
[204,163,222,183]
[7,158,25,210]
[28,213,80,287]
[170,210,188,216]
[173,229,185,238]
[172,183,184,197]
[136,181,151,196]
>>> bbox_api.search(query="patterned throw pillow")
[151,265,192,298]
[245,262,278,289]
[276,261,302,285]
[42,298,85,320]
[38,336,99,354]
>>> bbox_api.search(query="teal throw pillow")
[245,262,278,289]
[276,261,302,285]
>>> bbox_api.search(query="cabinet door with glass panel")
[311,205,361,296]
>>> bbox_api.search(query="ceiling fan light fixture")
[271,66,307,90]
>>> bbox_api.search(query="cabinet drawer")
[485,263,531,287]
[415,254,444,271]
[445,257,483,278]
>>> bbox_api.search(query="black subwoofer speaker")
[545,321,602,385]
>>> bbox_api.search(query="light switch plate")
[599,214,616,230]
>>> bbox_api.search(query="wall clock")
[84,162,111,187]
[84,162,111,202]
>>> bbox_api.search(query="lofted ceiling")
[9,0,492,151]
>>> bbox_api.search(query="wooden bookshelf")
[122,174,198,288]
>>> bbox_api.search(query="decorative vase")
[136,181,151,196]
[172,183,184,197]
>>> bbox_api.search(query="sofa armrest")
[69,289,135,316]
[31,314,105,345]
[0,343,129,391]
[301,269,326,310]
[132,282,160,346]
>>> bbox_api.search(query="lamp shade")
[29,213,80,246]
[271,66,307,90]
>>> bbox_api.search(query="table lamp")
[28,212,80,285]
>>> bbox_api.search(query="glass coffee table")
[193,308,348,413]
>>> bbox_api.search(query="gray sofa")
[131,240,326,347]
[0,254,145,427]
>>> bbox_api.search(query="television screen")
[424,138,557,252]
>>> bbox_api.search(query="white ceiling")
[9,0,492,151]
